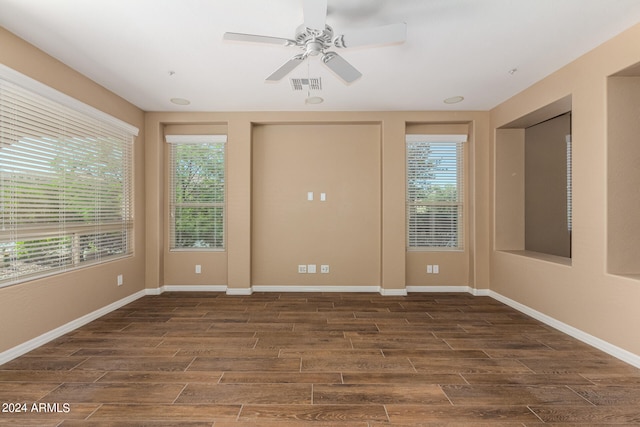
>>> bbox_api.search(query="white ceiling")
[1,0,640,112]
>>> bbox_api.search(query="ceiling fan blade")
[322,51,362,84]
[303,0,327,31]
[266,54,305,81]
[334,22,407,48]
[223,32,296,47]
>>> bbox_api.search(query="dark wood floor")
[1,292,640,426]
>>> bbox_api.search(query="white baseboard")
[162,285,227,293]
[380,288,408,296]
[226,287,253,296]
[489,290,640,369]
[152,284,484,297]
[252,285,381,293]
[0,290,147,365]
[146,285,227,294]
[148,285,387,295]
[406,285,472,293]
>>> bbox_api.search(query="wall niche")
[495,95,572,264]
[607,63,640,278]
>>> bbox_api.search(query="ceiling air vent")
[290,77,322,91]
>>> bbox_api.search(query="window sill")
[499,250,572,266]
[608,273,640,281]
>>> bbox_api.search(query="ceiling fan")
[223,0,407,84]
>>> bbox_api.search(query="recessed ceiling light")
[444,96,464,104]
[305,96,324,105]
[170,98,190,106]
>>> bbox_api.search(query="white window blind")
[406,135,465,250]
[0,72,136,287]
[566,134,572,232]
[167,135,226,250]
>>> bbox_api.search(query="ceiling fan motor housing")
[296,24,334,56]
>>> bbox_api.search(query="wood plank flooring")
[1,292,640,426]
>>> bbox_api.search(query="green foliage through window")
[1,75,135,287]
[406,137,465,250]
[169,141,225,250]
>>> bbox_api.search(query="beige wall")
[524,113,571,257]
[495,129,525,251]
[161,124,228,286]
[607,75,640,276]
[0,28,146,353]
[490,23,640,355]
[252,123,381,287]
[145,111,490,295]
[404,122,472,287]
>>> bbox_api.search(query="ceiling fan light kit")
[223,0,406,85]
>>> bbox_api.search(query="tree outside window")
[168,138,225,250]
[406,135,465,250]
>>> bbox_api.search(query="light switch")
[307,191,314,201]
[307,264,317,274]
[320,192,326,201]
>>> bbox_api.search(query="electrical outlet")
[195,264,202,274]
[427,265,433,274]
[298,265,307,274]
[307,264,316,274]
[320,265,330,274]
[117,274,123,286]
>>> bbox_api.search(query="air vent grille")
[290,77,322,91]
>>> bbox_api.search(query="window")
[167,135,226,250]
[0,67,137,287]
[406,135,465,250]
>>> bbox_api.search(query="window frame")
[406,134,466,251]
[0,65,138,288]
[166,134,227,251]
